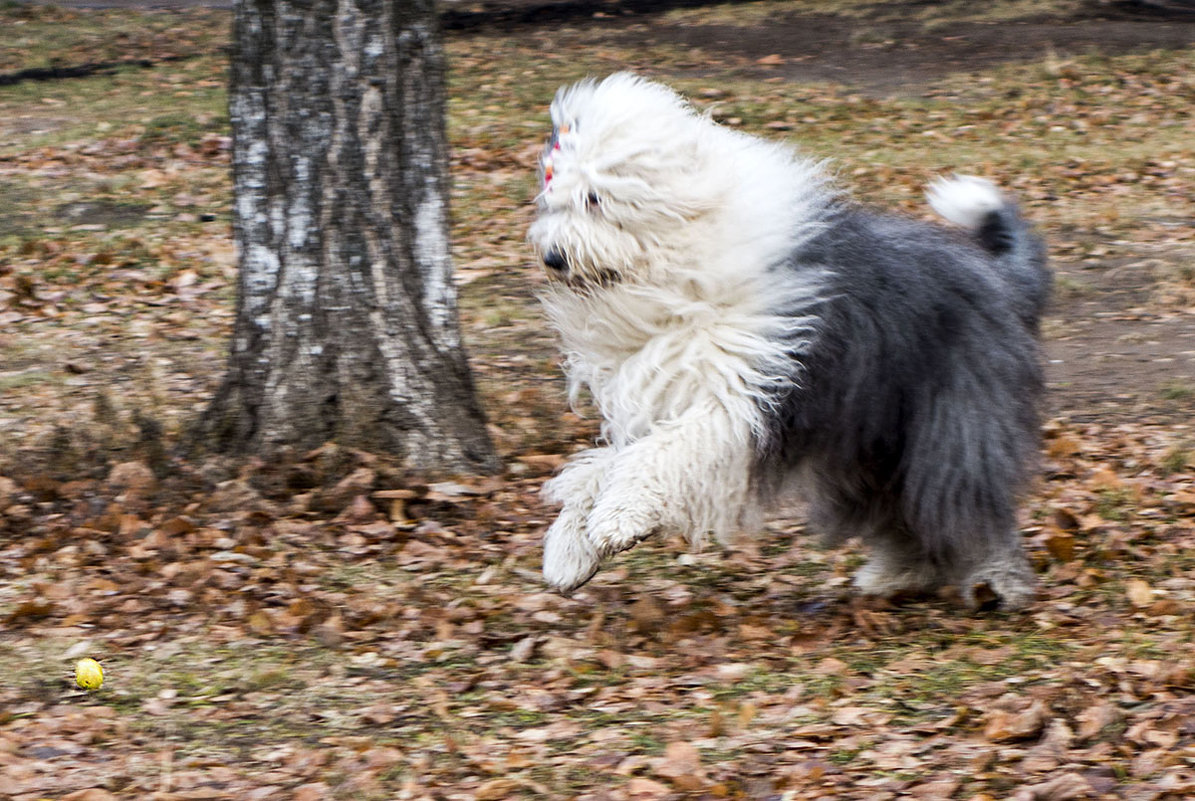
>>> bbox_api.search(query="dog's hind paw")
[543,514,602,595]
[853,551,943,599]
[963,559,1038,611]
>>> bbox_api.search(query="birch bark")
[198,0,497,474]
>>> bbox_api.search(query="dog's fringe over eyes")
[529,72,1050,611]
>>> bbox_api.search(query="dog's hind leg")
[957,545,1037,611]
[854,533,946,600]
[859,526,1036,610]
[805,474,946,599]
[901,407,1039,611]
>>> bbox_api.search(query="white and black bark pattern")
[200,0,497,473]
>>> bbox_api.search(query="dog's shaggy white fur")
[529,74,1049,610]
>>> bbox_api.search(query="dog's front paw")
[586,501,660,558]
[543,513,602,595]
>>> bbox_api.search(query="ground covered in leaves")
[1,1,1194,799]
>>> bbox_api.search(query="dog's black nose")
[542,248,568,273]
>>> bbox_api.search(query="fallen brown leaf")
[984,699,1050,743]
[1125,578,1154,608]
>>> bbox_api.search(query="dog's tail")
[927,175,1050,325]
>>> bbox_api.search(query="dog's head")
[527,73,723,289]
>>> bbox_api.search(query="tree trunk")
[197,0,498,474]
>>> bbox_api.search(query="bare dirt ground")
[444,0,1195,92]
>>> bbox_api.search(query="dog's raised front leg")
[541,447,615,593]
[585,410,754,561]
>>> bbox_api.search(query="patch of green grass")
[0,370,57,391]
[661,0,996,27]
[0,65,227,156]
[138,111,226,147]
[481,301,527,328]
[624,728,665,752]
[1096,487,1135,521]
[817,630,1078,728]
[828,745,866,765]
[918,0,1085,27]
[1173,263,1195,285]
[1159,382,1195,402]
[0,182,38,237]
[0,5,229,71]
[242,666,294,693]
[1159,445,1191,476]
[1053,275,1094,297]
[707,666,807,701]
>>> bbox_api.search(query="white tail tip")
[926,174,1005,230]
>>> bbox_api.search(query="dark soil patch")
[1044,244,1195,423]
[646,13,1195,94]
[449,0,1195,97]
[438,0,1195,97]
[1046,313,1195,422]
[0,56,194,88]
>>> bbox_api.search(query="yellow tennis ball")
[75,658,104,690]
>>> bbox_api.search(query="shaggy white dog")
[528,74,1049,610]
